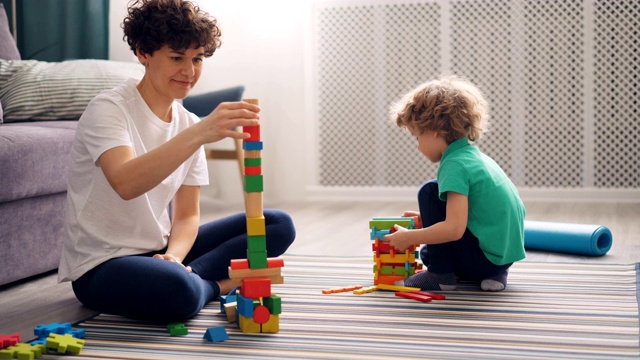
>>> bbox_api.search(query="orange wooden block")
[374,275,406,285]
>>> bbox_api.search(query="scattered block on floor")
[45,333,85,354]
[0,343,45,360]
[167,323,188,336]
[203,326,229,342]
[0,333,20,348]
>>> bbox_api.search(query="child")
[58,0,295,321]
[384,75,525,291]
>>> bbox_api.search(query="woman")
[58,0,296,321]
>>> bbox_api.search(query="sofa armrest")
[183,86,245,118]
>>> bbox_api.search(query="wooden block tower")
[369,217,420,285]
[227,98,283,333]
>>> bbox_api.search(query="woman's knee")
[265,209,296,250]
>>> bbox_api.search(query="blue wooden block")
[204,326,229,342]
[242,141,263,151]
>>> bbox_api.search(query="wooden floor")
[1,200,638,342]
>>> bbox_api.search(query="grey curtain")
[16,0,109,61]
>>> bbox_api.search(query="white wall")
[108,0,313,205]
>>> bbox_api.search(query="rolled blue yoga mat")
[524,220,613,256]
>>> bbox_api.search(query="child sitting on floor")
[384,75,525,291]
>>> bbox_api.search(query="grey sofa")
[0,58,244,286]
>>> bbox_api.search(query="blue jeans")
[72,209,295,321]
[418,180,511,281]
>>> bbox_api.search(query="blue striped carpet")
[73,255,639,359]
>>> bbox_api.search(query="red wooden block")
[230,259,249,270]
[374,275,405,285]
[414,291,446,300]
[245,165,262,175]
[267,258,284,268]
[241,277,271,299]
[244,125,261,142]
[395,291,432,303]
[253,305,271,324]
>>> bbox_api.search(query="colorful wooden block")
[263,294,282,315]
[242,141,263,151]
[248,250,268,269]
[261,315,280,333]
[244,165,262,175]
[243,124,261,142]
[167,323,188,336]
[244,175,263,193]
[253,305,271,324]
[244,192,263,218]
[247,216,266,236]
[230,259,249,270]
[238,314,261,333]
[267,257,284,268]
[204,326,229,342]
[241,277,271,299]
[244,158,261,167]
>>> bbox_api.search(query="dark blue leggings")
[72,209,295,322]
[418,180,511,281]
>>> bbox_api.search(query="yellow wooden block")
[228,266,282,281]
[243,98,259,105]
[239,314,261,333]
[374,253,415,264]
[247,216,266,236]
[376,283,420,292]
[353,285,378,295]
[261,314,279,333]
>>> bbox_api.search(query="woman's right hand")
[402,211,422,228]
[195,101,260,144]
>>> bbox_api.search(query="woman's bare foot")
[216,278,236,295]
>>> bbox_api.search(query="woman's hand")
[153,253,192,272]
[195,101,261,144]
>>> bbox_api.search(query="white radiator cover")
[312,0,639,202]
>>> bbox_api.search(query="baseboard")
[306,186,640,203]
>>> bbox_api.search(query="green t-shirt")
[437,137,526,265]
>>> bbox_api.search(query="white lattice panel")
[315,0,640,189]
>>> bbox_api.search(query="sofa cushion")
[0,4,20,61]
[0,121,77,202]
[0,59,144,123]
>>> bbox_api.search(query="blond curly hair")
[390,75,489,144]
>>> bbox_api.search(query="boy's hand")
[384,224,411,252]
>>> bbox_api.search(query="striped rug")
[74,255,639,359]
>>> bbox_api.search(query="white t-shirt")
[58,79,209,282]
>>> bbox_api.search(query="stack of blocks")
[369,217,421,285]
[227,98,283,333]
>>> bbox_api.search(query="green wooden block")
[167,323,188,336]
[263,295,282,315]
[248,235,267,252]
[244,175,263,193]
[244,158,261,166]
[247,250,268,269]
[369,218,414,230]
[380,265,393,275]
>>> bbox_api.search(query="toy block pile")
[225,98,283,333]
[369,217,420,285]
[1,322,85,359]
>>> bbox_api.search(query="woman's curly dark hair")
[122,0,221,57]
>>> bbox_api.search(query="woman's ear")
[136,47,149,66]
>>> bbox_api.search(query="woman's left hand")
[153,253,192,272]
